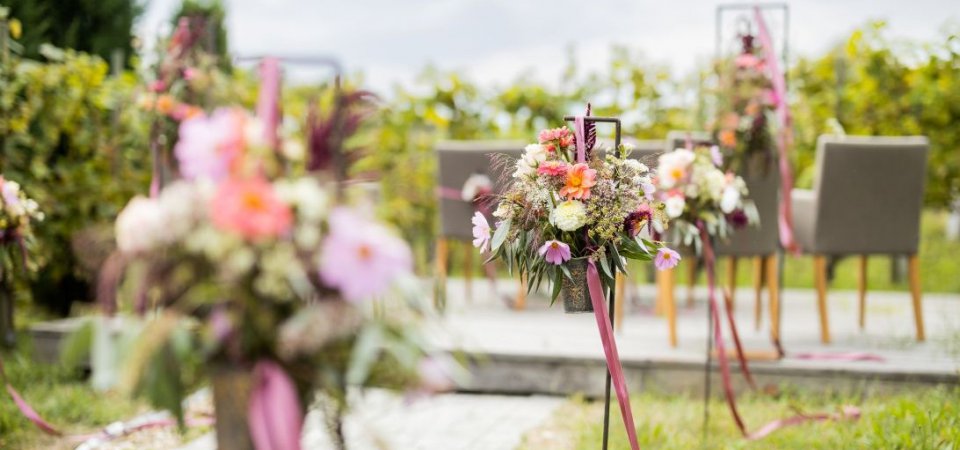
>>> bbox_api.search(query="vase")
[211,364,255,450]
[561,258,593,314]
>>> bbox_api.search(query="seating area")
[1,1,958,449]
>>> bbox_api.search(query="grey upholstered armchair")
[791,135,928,343]
[435,141,524,309]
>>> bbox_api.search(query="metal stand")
[563,114,622,450]
[704,3,791,438]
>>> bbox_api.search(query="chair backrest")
[811,135,929,255]
[664,130,713,153]
[714,168,781,256]
[435,141,524,240]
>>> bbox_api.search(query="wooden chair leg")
[654,269,665,315]
[813,255,830,344]
[908,255,925,341]
[615,273,626,330]
[434,238,449,310]
[463,242,473,303]
[857,255,867,329]
[765,254,780,344]
[515,272,527,310]
[753,256,764,331]
[725,256,738,312]
[662,267,677,347]
[686,260,697,307]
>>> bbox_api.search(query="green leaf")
[347,325,384,385]
[550,268,563,305]
[490,218,512,252]
[599,253,613,279]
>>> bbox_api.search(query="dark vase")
[211,364,255,450]
[561,258,593,314]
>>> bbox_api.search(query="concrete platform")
[428,278,960,397]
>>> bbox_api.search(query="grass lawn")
[520,387,960,449]
[0,334,144,449]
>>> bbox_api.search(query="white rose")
[720,186,741,214]
[115,196,166,254]
[665,196,686,219]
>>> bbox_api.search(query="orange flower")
[719,129,737,148]
[156,95,175,115]
[559,163,597,200]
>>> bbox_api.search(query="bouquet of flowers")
[713,32,778,175]
[0,176,42,249]
[474,120,678,312]
[654,145,756,252]
[102,97,447,449]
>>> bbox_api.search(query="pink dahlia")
[538,240,571,265]
[537,160,569,177]
[210,177,293,240]
[319,208,413,302]
[538,127,574,150]
[559,163,597,200]
[174,108,246,182]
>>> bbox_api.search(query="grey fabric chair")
[791,135,928,343]
[435,141,525,308]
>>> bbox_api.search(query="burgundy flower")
[623,204,653,237]
[727,209,749,229]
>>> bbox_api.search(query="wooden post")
[725,256,738,311]
[766,255,781,344]
[434,238,449,310]
[908,255,925,341]
[662,268,677,347]
[463,241,473,303]
[857,255,867,329]
[813,255,830,343]
[753,256,764,331]
[514,273,527,310]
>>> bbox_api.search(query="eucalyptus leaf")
[490,218,512,252]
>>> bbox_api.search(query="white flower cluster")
[655,147,749,220]
[512,144,548,178]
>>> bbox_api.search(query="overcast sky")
[138,0,959,93]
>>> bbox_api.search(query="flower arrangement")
[103,94,447,448]
[713,32,778,175]
[474,120,678,308]
[0,176,43,249]
[654,145,756,251]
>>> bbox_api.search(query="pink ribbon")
[256,57,282,151]
[753,7,799,253]
[574,116,587,163]
[586,261,640,450]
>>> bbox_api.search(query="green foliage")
[790,21,960,205]
[0,44,152,314]
[171,0,230,66]
[2,0,142,68]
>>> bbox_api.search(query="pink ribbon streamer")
[586,261,640,450]
[574,116,587,163]
[700,225,861,439]
[256,57,282,151]
[753,7,799,253]
[792,352,885,362]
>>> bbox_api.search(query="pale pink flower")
[210,177,293,240]
[319,208,413,302]
[710,145,724,167]
[537,160,569,177]
[471,211,491,251]
[538,240,571,265]
[537,127,573,150]
[174,108,246,182]
[654,247,681,270]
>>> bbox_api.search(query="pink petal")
[248,360,303,450]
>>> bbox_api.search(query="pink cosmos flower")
[174,108,246,182]
[471,211,491,251]
[654,247,681,270]
[710,145,724,167]
[538,240,571,265]
[210,177,293,240]
[319,208,413,302]
[735,53,760,69]
[559,163,598,200]
[537,160,570,177]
